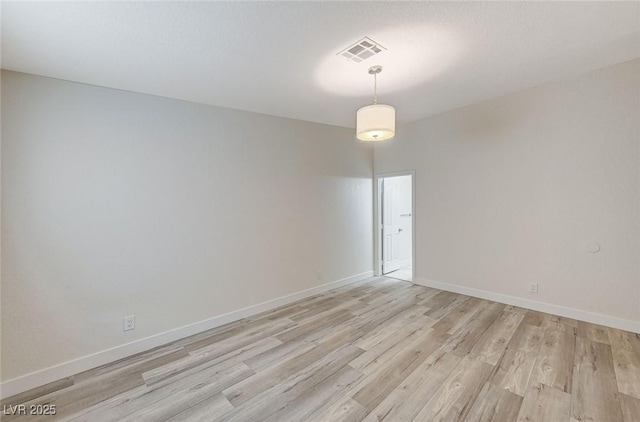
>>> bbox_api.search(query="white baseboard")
[414,277,640,334]
[0,271,374,400]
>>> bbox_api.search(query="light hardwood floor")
[2,277,639,421]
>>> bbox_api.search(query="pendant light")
[356,65,395,141]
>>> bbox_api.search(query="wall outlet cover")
[124,315,135,331]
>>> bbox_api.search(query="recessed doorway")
[375,172,414,282]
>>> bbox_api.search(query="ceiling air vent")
[337,37,386,63]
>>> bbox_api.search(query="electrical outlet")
[528,282,538,294]
[123,315,135,331]
[316,271,323,280]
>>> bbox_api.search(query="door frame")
[374,170,416,281]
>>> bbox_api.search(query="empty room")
[1,1,639,421]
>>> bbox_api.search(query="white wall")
[375,60,640,326]
[0,71,373,382]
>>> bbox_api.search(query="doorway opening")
[375,172,414,282]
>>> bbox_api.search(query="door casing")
[374,170,416,281]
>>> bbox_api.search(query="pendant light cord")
[373,72,378,105]
[367,65,382,105]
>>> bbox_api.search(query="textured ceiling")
[2,1,639,128]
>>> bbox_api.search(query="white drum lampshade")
[356,65,395,141]
[356,104,396,141]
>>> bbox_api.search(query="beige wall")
[0,71,373,381]
[375,60,640,324]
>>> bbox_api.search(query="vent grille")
[337,37,386,63]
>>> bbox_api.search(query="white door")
[382,180,402,274]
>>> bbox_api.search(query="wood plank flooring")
[2,277,639,421]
